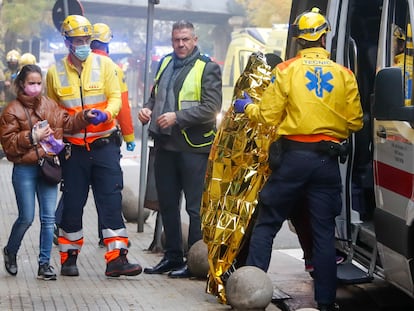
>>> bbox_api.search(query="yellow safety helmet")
[19,53,37,67]
[61,15,93,38]
[291,7,330,41]
[6,49,21,63]
[92,23,113,43]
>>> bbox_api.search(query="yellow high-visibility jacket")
[246,47,363,141]
[46,53,121,146]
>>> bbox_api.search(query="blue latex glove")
[233,92,252,113]
[90,109,108,125]
[126,141,136,151]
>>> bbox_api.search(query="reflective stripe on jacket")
[46,53,121,145]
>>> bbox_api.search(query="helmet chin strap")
[69,43,77,56]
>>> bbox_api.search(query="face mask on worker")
[24,84,42,97]
[8,62,18,71]
[73,44,91,61]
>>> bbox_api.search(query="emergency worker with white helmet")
[46,15,142,278]
[234,8,363,311]
[4,49,21,102]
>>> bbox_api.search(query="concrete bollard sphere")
[161,222,189,255]
[226,266,273,310]
[187,239,209,278]
[121,186,150,222]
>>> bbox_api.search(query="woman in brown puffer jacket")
[0,64,102,281]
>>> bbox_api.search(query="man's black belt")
[282,139,323,152]
[70,130,122,150]
[282,138,349,161]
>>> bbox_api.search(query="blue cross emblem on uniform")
[305,67,333,98]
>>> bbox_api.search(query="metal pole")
[63,0,69,17]
[137,0,157,232]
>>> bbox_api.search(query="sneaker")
[37,263,57,281]
[61,249,79,276]
[105,248,142,277]
[3,247,17,276]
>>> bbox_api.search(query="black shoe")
[143,258,184,274]
[61,249,79,276]
[37,263,57,281]
[105,248,142,277]
[168,264,192,278]
[318,303,340,311]
[3,247,17,276]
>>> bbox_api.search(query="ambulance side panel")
[287,0,414,298]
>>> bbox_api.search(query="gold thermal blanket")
[201,52,278,303]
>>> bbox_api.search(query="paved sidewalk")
[0,159,287,311]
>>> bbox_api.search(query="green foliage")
[235,0,292,26]
[1,0,54,40]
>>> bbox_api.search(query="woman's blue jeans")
[6,163,57,265]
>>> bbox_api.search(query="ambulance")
[287,0,414,298]
[221,25,288,114]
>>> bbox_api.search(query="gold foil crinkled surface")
[201,52,279,304]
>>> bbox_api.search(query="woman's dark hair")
[14,64,42,94]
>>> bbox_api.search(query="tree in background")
[235,0,292,26]
[0,0,53,57]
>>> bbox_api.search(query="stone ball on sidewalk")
[161,222,189,254]
[187,239,209,278]
[121,186,150,222]
[226,266,273,310]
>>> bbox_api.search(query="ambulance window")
[390,0,412,106]
[222,55,235,87]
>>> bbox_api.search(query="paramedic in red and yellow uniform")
[234,8,363,311]
[91,23,136,150]
[46,15,142,278]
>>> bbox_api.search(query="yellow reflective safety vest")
[155,55,215,148]
[46,53,121,146]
